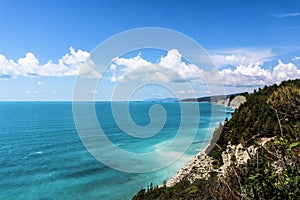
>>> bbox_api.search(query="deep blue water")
[0,102,232,200]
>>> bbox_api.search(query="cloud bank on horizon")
[0,47,98,79]
[0,47,300,89]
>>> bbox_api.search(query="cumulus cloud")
[273,60,300,81]
[2,47,299,90]
[219,60,300,86]
[110,49,205,83]
[109,48,300,88]
[209,48,274,67]
[206,47,300,87]
[0,47,98,78]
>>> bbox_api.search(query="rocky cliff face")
[134,80,300,200]
[215,95,246,109]
[166,124,224,187]
[166,97,247,187]
[166,136,275,187]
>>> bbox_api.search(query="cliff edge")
[214,95,247,109]
[181,92,248,109]
[133,79,300,200]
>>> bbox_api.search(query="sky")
[0,0,300,101]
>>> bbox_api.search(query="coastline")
[165,95,246,187]
[165,123,223,187]
[132,80,300,199]
[165,95,247,187]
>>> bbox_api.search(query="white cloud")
[37,81,44,85]
[151,92,164,97]
[273,60,300,81]
[273,12,300,18]
[114,53,152,72]
[2,46,299,93]
[219,60,300,86]
[110,75,117,83]
[110,64,117,71]
[109,64,117,82]
[177,89,196,95]
[110,49,205,83]
[292,56,300,62]
[207,47,300,87]
[209,48,274,67]
[0,47,98,78]
[109,48,300,88]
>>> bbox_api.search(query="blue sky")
[0,0,300,100]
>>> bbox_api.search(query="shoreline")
[165,96,246,187]
[165,123,224,187]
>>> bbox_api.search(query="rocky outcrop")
[217,143,257,176]
[215,95,246,109]
[166,152,214,187]
[165,124,223,187]
[229,95,247,109]
[181,92,248,108]
[215,98,231,107]
[166,135,277,188]
[166,137,276,187]
[165,94,247,187]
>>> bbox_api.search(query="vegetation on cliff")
[133,79,300,200]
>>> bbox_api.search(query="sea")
[0,101,232,200]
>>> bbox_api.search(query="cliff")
[166,124,223,187]
[133,79,300,200]
[214,94,247,109]
[181,92,248,109]
[166,136,275,188]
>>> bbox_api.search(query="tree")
[267,84,300,136]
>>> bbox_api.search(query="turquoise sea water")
[0,102,232,200]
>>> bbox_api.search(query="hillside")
[181,92,248,109]
[133,79,300,200]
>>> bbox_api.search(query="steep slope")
[133,79,300,200]
[182,92,248,109]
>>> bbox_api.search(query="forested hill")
[133,79,300,200]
